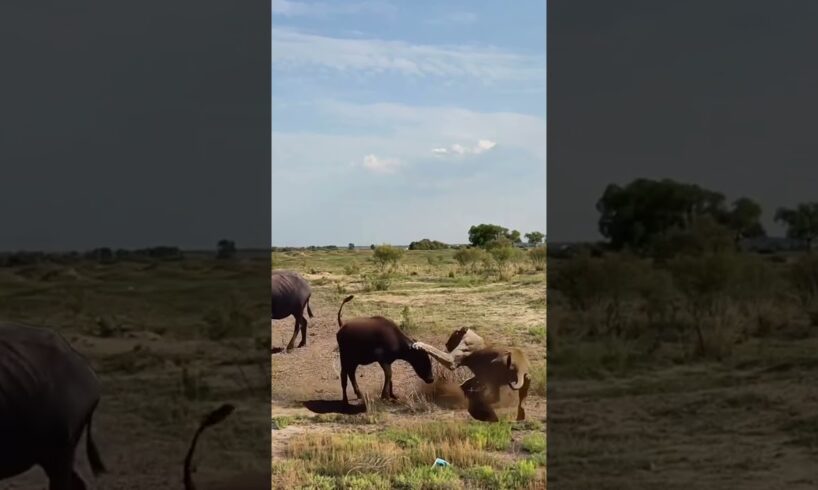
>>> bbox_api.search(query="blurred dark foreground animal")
[335,295,434,404]
[0,322,106,489]
[271,270,314,350]
[183,403,269,490]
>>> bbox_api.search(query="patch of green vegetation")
[386,421,513,452]
[463,460,539,490]
[527,325,547,344]
[393,467,463,490]
[272,416,294,430]
[521,433,546,454]
[339,473,392,490]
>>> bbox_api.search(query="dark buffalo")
[0,322,106,489]
[335,296,434,404]
[271,270,314,350]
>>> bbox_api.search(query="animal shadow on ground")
[302,399,366,415]
[271,347,285,354]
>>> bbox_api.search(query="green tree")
[348,243,355,250]
[725,197,765,246]
[775,203,818,251]
[468,224,509,248]
[597,178,728,252]
[508,229,522,244]
[408,238,449,250]
[486,236,513,250]
[525,231,545,246]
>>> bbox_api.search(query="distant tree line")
[0,239,242,267]
[593,178,818,255]
[0,246,184,267]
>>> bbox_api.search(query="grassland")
[547,250,818,489]
[0,254,270,489]
[271,248,546,489]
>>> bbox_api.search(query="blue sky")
[272,1,546,246]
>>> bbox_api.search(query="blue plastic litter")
[432,458,451,468]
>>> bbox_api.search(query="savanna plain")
[271,247,547,489]
[0,251,270,489]
[549,248,818,489]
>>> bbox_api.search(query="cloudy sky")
[271,0,546,246]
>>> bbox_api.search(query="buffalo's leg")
[378,362,396,400]
[297,316,308,348]
[516,375,531,421]
[341,365,349,404]
[348,365,363,399]
[42,451,77,490]
[286,314,301,350]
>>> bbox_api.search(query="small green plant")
[521,433,546,454]
[344,263,361,275]
[527,326,546,344]
[363,273,392,292]
[400,306,418,335]
[339,473,391,490]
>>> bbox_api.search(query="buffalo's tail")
[184,404,235,490]
[337,295,354,327]
[306,296,314,318]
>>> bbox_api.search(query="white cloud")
[272,29,545,85]
[475,139,497,152]
[362,154,401,174]
[431,139,496,157]
[272,0,395,17]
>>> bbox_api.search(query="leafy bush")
[409,239,449,250]
[372,245,404,271]
[528,246,546,271]
[363,274,392,292]
[453,248,488,273]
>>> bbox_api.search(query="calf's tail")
[337,295,354,327]
[184,403,235,490]
[86,407,106,476]
[306,296,314,318]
